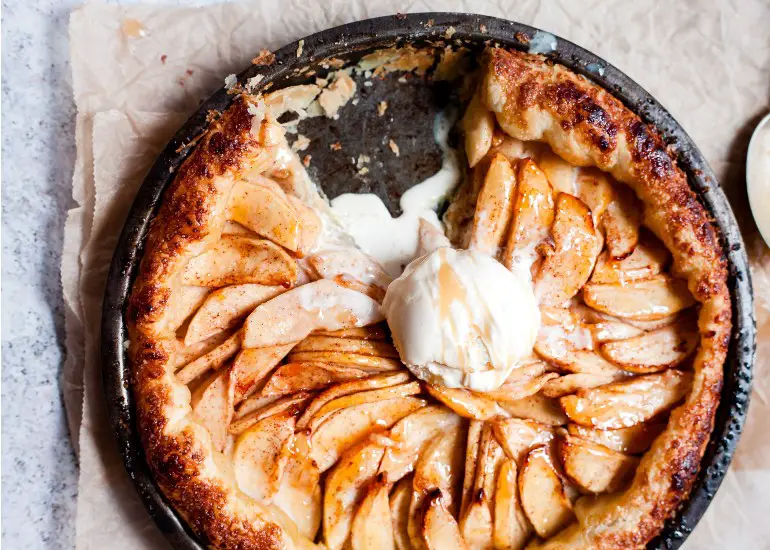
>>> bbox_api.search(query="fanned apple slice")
[575,168,614,226]
[518,446,575,538]
[297,372,412,430]
[463,90,495,168]
[601,184,642,259]
[229,344,294,401]
[286,350,403,371]
[469,153,517,256]
[492,418,554,465]
[417,218,452,256]
[460,491,493,550]
[314,323,389,340]
[226,179,320,255]
[182,236,298,287]
[310,397,427,472]
[222,220,256,236]
[567,422,665,454]
[461,420,483,521]
[558,434,639,493]
[379,406,463,482]
[475,424,506,503]
[497,394,568,426]
[190,370,234,452]
[177,332,240,384]
[494,459,531,550]
[273,431,322,540]
[173,330,235,369]
[391,477,414,550]
[560,369,693,429]
[588,320,644,343]
[307,382,422,432]
[538,149,577,195]
[307,248,392,296]
[234,393,282,419]
[324,440,387,550]
[535,194,601,307]
[287,194,323,256]
[540,373,620,398]
[502,158,554,270]
[552,350,631,377]
[483,374,559,404]
[292,335,399,357]
[599,319,699,373]
[423,491,469,550]
[425,385,508,421]
[261,362,368,397]
[167,286,211,333]
[590,234,670,284]
[350,473,395,550]
[408,425,466,549]
[232,410,295,502]
[229,391,312,436]
[583,274,696,321]
[625,314,681,331]
[184,284,285,345]
[500,360,549,385]
[242,279,384,348]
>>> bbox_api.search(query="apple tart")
[128,46,730,549]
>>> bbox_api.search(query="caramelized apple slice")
[350,473,395,550]
[475,424,506,503]
[222,220,256,236]
[535,194,600,306]
[425,385,508,421]
[588,320,644,343]
[492,418,553,465]
[184,284,285,345]
[624,314,681,331]
[463,90,495,168]
[297,372,412,430]
[423,491,469,550]
[417,218,452,256]
[461,420,483,520]
[313,323,388,340]
[483,374,559,404]
[173,330,234,368]
[181,236,298,287]
[560,370,692,429]
[232,410,295,502]
[286,350,402,371]
[575,168,613,226]
[190,370,233,452]
[540,373,620,398]
[494,459,531,550]
[310,397,427,472]
[538,149,577,195]
[261,362,368,397]
[567,422,665,454]
[601,184,642,259]
[230,344,294,401]
[583,274,696,321]
[502,158,554,270]
[228,391,312,436]
[600,319,699,373]
[518,446,575,538]
[242,279,384,348]
[324,441,387,550]
[590,234,670,284]
[176,332,240,384]
[391,477,413,550]
[558,434,639,493]
[307,248,392,294]
[497,394,568,426]
[166,286,211,333]
[460,492,493,550]
[469,153,517,256]
[273,432,322,540]
[292,335,399,357]
[379,406,463,482]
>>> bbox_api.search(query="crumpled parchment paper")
[65,1,770,548]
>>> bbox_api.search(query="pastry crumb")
[296,40,304,57]
[425,19,434,28]
[398,76,408,83]
[364,81,373,87]
[444,26,456,39]
[302,154,312,167]
[330,142,342,151]
[318,71,357,119]
[292,134,311,151]
[356,154,371,170]
[246,74,264,91]
[352,98,360,106]
[224,74,237,89]
[479,24,488,33]
[357,166,370,176]
[388,139,400,157]
[377,101,388,116]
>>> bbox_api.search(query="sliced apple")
[567,422,665,455]
[590,234,670,284]
[575,168,614,226]
[492,418,554,465]
[423,491,469,550]
[475,424,506,504]
[583,274,696,321]
[242,279,384,348]
[286,350,402,371]
[560,369,693,429]
[390,476,413,550]
[232,410,295,502]
[502,158,555,271]
[324,441,387,549]
[307,248,392,295]
[234,393,282,419]
[181,235,298,287]
[177,332,240,384]
[483,374,559,404]
[500,361,549,385]
[538,149,577,195]
[273,431,322,540]
[379,406,463,483]
[350,473,395,550]
[459,491,493,550]
[287,194,323,257]
[535,194,601,307]
[314,323,388,340]
[310,396,427,472]
[463,90,495,168]
[497,394,568,426]
[418,218,452,256]
[553,350,631,377]
[166,285,211,333]
[292,335,399,357]
[461,420,483,521]
[261,362,368,397]
[469,153,517,256]
[190,369,234,452]
[173,330,235,368]
[425,384,508,421]
[297,372,411,429]
[183,284,285,345]
[222,220,256,236]
[588,320,644,343]
[518,446,575,538]
[599,319,699,373]
[494,459,531,550]
[228,391,312,436]
[540,373,620,398]
[601,184,642,259]
[558,434,639,493]
[229,344,294,401]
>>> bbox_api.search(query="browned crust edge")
[482,49,729,549]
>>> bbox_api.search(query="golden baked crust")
[481,48,730,549]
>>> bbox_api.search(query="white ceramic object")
[747,112,770,247]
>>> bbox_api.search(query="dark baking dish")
[100,12,756,549]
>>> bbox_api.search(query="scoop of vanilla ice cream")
[382,247,541,392]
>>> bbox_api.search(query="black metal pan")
[101,12,756,549]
